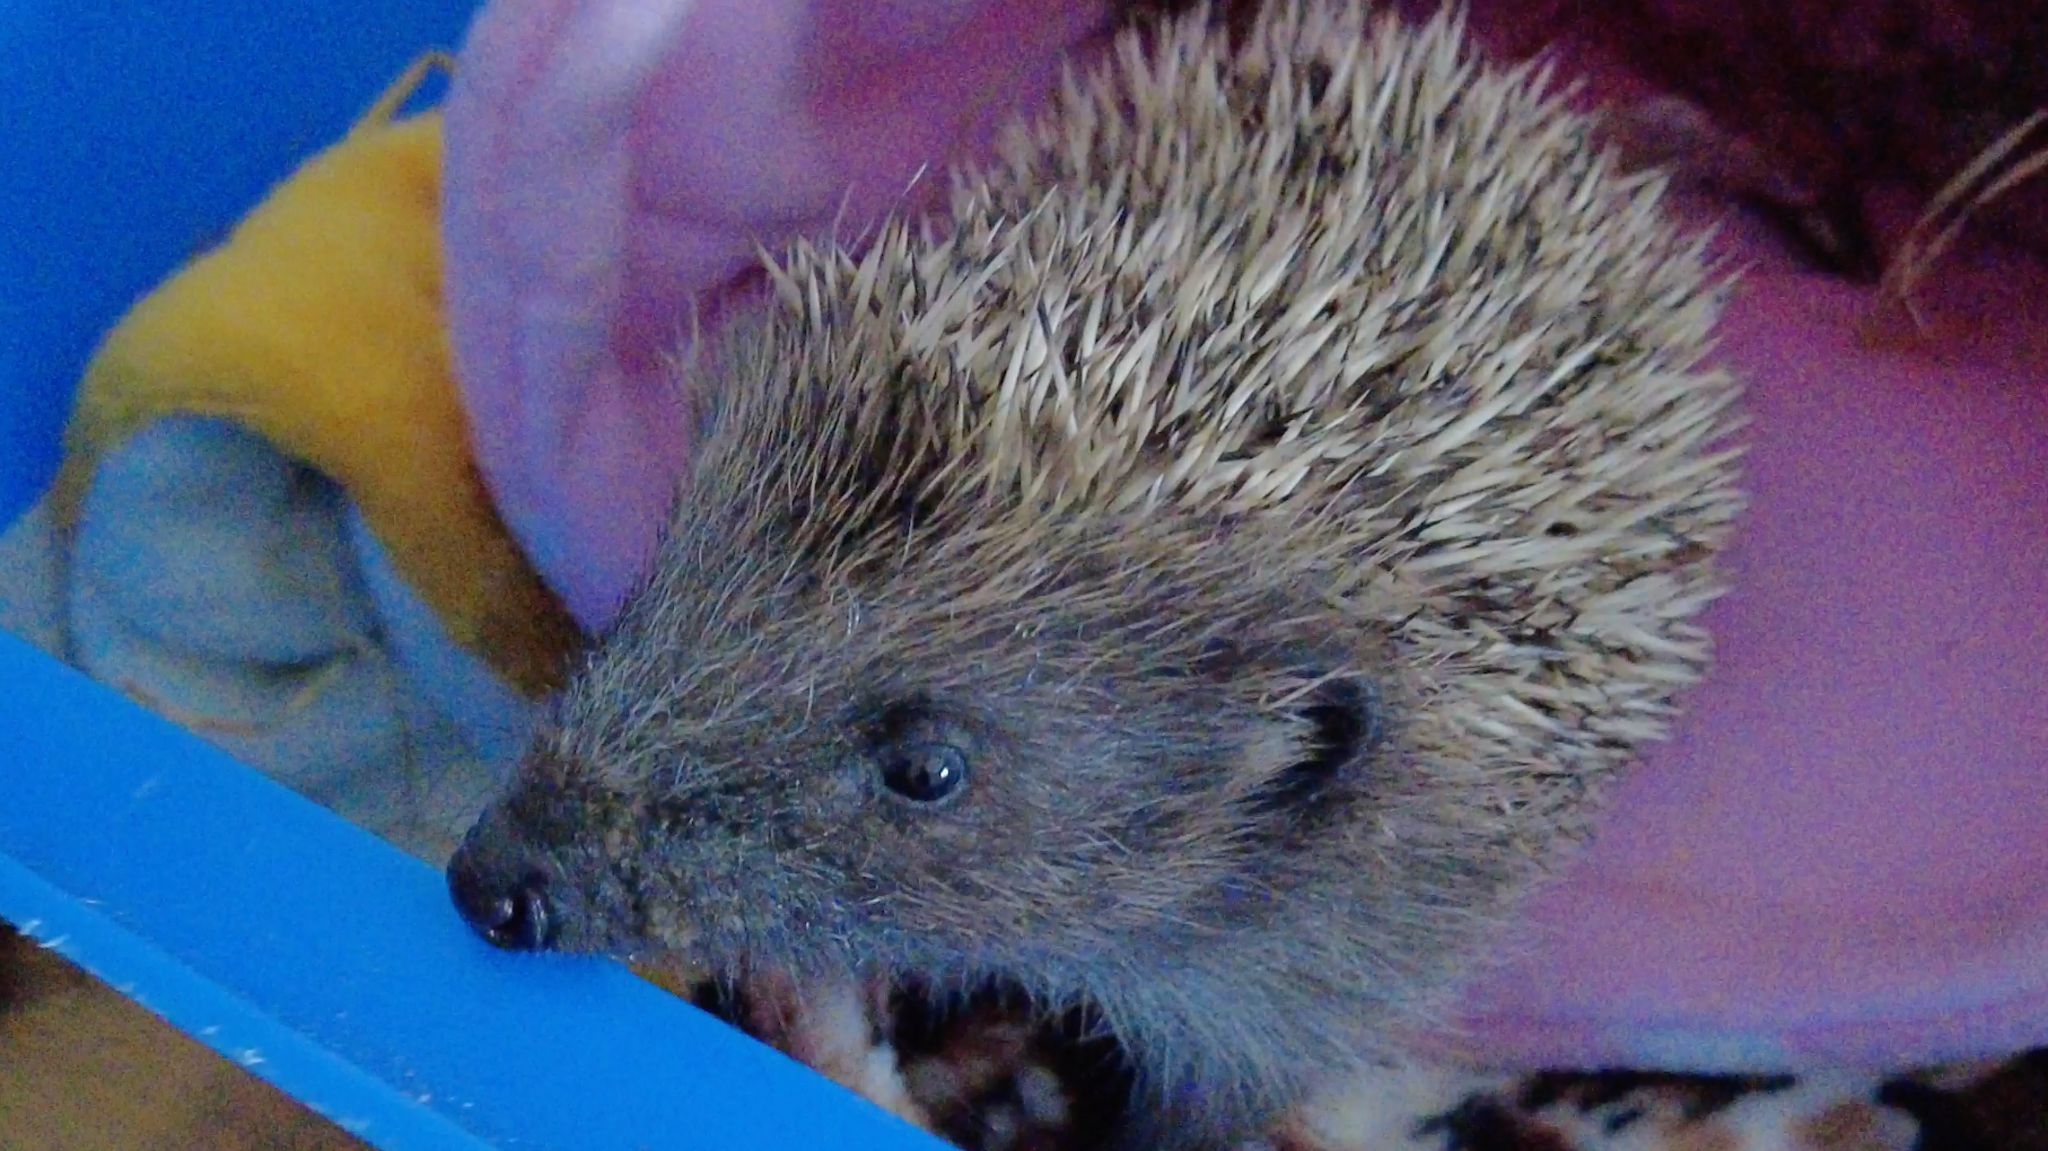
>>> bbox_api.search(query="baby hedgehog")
[446,0,1746,1145]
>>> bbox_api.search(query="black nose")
[447,847,555,951]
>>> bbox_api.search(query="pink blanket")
[437,0,2048,1072]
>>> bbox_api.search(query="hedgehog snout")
[447,804,559,952]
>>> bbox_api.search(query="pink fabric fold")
[439,0,2048,1071]
[1434,246,2048,1071]
[441,0,1121,627]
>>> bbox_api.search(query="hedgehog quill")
[445,1,1748,1145]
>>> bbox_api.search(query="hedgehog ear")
[1243,676,1381,820]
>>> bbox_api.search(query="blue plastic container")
[0,6,945,1148]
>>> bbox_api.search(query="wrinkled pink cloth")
[440,0,2048,1072]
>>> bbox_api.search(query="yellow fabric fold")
[48,54,583,699]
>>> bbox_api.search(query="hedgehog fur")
[446,1,1748,1145]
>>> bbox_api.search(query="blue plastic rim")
[0,5,947,1149]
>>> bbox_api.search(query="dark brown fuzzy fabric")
[1494,0,2048,278]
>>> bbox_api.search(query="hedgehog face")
[448,472,1405,1002]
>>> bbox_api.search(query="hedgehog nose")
[447,839,555,952]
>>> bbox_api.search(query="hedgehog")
[444,0,1747,1146]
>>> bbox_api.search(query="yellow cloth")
[48,55,582,699]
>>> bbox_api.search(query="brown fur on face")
[449,1,1747,1144]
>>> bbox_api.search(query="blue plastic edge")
[0,853,487,1151]
[0,628,952,1151]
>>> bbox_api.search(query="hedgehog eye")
[865,701,973,806]
[877,741,970,804]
